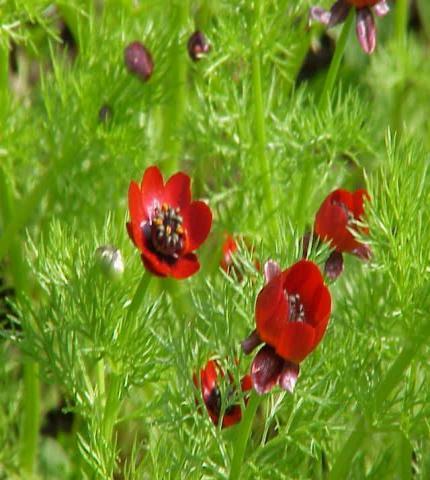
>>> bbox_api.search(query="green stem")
[0,162,63,261]
[228,393,262,480]
[329,320,430,480]
[0,42,9,125]
[19,359,41,476]
[318,10,354,110]
[161,0,189,174]
[416,0,430,39]
[251,0,276,236]
[394,0,408,47]
[1,165,41,477]
[101,273,151,443]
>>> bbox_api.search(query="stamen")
[149,203,186,257]
[288,293,305,322]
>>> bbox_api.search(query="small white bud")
[95,245,124,279]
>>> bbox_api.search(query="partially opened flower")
[127,166,212,279]
[314,188,371,280]
[310,0,390,54]
[193,359,252,428]
[242,260,331,394]
[220,234,260,280]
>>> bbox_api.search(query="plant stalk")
[251,0,276,236]
[228,392,262,480]
[101,272,151,443]
[318,9,354,110]
[394,0,408,47]
[161,0,189,174]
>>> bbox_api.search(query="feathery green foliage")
[1,0,430,478]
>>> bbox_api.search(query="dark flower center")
[206,387,221,416]
[288,293,305,322]
[151,203,185,258]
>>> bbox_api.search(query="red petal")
[201,360,219,397]
[283,260,325,324]
[164,172,191,210]
[140,249,170,277]
[170,253,200,279]
[128,181,145,223]
[277,321,316,364]
[240,374,252,392]
[140,166,164,218]
[128,181,146,250]
[309,285,331,347]
[126,221,137,247]
[251,345,284,395]
[256,275,289,347]
[222,406,242,428]
[352,189,368,219]
[182,201,212,252]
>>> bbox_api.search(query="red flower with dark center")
[242,259,331,394]
[193,360,252,428]
[310,0,390,54]
[127,166,212,279]
[314,188,370,260]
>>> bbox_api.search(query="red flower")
[193,360,252,428]
[242,259,331,394]
[314,188,370,259]
[127,166,212,279]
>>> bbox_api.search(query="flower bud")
[124,41,154,81]
[95,245,124,279]
[187,31,210,62]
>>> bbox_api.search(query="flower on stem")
[242,260,331,395]
[193,359,252,428]
[187,31,211,62]
[314,188,371,279]
[310,0,390,54]
[127,166,212,279]
[124,41,154,81]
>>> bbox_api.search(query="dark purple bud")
[124,41,154,81]
[324,250,344,281]
[309,7,331,26]
[279,361,300,393]
[373,0,389,17]
[328,0,350,28]
[251,345,284,395]
[352,244,372,261]
[98,104,112,123]
[356,8,376,54]
[241,329,263,355]
[187,31,211,62]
